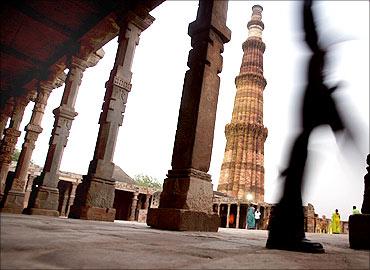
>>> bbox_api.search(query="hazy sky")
[17,1,369,221]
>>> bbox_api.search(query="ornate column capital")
[0,97,15,138]
[69,55,88,72]
[39,80,54,94]
[0,97,15,117]
[116,10,154,33]
[188,1,231,44]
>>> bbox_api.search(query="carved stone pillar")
[144,194,151,210]
[69,14,154,222]
[129,192,139,221]
[65,183,78,217]
[0,98,15,139]
[59,185,72,217]
[236,204,240,229]
[23,174,36,209]
[26,56,91,217]
[147,0,231,232]
[0,96,29,197]
[226,204,231,228]
[217,203,221,216]
[1,81,54,214]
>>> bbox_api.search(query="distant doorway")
[113,190,133,220]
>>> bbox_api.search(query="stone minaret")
[217,5,267,203]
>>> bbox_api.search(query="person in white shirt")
[255,209,261,230]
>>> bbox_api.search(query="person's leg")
[266,131,324,253]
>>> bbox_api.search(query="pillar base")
[0,190,25,214]
[348,214,370,250]
[147,208,219,232]
[67,172,116,222]
[68,205,115,222]
[25,207,59,217]
[24,186,60,217]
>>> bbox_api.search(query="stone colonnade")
[25,51,104,216]
[1,1,235,232]
[214,202,269,229]
[0,95,31,198]
[1,75,65,213]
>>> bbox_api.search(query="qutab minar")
[217,5,268,203]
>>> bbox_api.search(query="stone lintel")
[147,208,219,232]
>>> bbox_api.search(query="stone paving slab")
[0,213,369,269]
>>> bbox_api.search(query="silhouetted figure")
[361,154,370,214]
[266,0,346,253]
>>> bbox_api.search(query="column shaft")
[144,194,150,210]
[0,98,14,139]
[236,204,240,229]
[26,56,88,217]
[129,192,139,221]
[147,0,231,232]
[0,96,29,197]
[66,183,78,217]
[69,14,153,222]
[226,204,231,228]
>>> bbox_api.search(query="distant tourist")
[352,206,361,215]
[247,206,255,229]
[319,215,328,234]
[331,209,341,234]
[255,209,261,229]
[229,213,235,227]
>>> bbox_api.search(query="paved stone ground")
[0,213,369,269]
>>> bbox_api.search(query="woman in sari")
[247,206,256,229]
[331,209,341,234]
